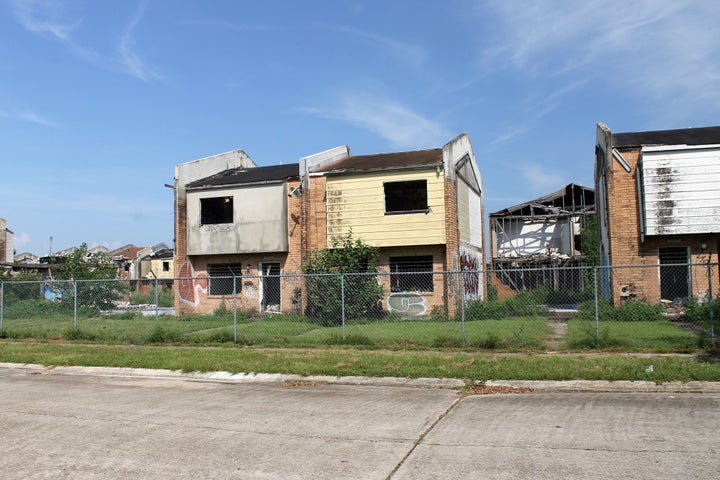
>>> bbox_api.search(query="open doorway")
[259,262,281,312]
[659,247,689,301]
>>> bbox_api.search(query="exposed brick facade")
[597,125,720,304]
[174,136,484,317]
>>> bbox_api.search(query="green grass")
[568,319,705,352]
[0,342,718,383]
[0,312,550,350]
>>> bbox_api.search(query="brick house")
[174,134,484,316]
[173,148,300,315]
[301,133,485,316]
[595,123,720,304]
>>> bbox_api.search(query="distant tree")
[302,231,384,324]
[52,243,125,311]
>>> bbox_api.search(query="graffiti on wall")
[177,261,207,306]
[460,251,480,300]
[387,292,426,316]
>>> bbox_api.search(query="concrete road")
[1,366,718,479]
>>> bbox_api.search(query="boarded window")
[390,256,433,292]
[200,196,233,224]
[384,180,428,213]
[207,264,242,295]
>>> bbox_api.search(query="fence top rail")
[2,261,718,285]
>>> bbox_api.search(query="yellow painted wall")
[326,169,446,246]
[142,258,175,279]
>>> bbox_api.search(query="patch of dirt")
[545,318,568,350]
[281,380,326,388]
[463,384,535,395]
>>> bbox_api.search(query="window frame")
[389,255,434,293]
[383,180,429,215]
[200,196,234,225]
[207,264,243,296]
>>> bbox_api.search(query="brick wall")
[444,176,460,316]
[605,148,720,302]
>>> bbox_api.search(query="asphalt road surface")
[1,366,718,479]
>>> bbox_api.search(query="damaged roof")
[187,163,299,189]
[613,125,720,148]
[311,149,443,174]
[490,183,595,217]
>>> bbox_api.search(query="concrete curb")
[2,362,719,393]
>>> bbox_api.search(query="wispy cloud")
[304,92,451,149]
[178,19,274,32]
[321,25,427,69]
[118,3,161,82]
[14,232,32,248]
[481,1,720,110]
[0,108,58,127]
[517,162,564,194]
[10,0,161,82]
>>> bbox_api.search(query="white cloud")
[14,232,32,248]
[118,3,161,82]
[323,25,428,70]
[0,108,57,127]
[481,1,720,110]
[19,110,57,127]
[10,0,161,82]
[304,93,451,149]
[517,163,563,194]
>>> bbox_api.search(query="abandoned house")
[302,133,485,317]
[595,122,720,304]
[173,148,301,315]
[489,183,595,293]
[173,133,485,317]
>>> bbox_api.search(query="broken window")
[207,264,243,295]
[390,256,434,292]
[162,261,170,272]
[200,196,233,225]
[384,180,428,214]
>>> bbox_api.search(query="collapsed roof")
[490,184,595,218]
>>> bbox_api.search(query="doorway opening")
[260,262,281,312]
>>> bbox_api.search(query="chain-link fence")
[0,264,716,351]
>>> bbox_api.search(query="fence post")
[0,281,4,330]
[73,278,78,330]
[708,262,715,342]
[232,272,238,343]
[460,271,466,344]
[153,275,159,327]
[593,267,599,346]
[341,274,346,340]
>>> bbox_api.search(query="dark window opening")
[390,256,433,292]
[384,180,428,214]
[208,264,242,295]
[659,247,689,301]
[162,261,170,272]
[200,196,233,225]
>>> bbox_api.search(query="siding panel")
[641,146,720,235]
[326,170,446,246]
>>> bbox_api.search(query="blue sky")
[2,0,719,256]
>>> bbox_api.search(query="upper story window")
[200,196,233,224]
[384,180,428,214]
